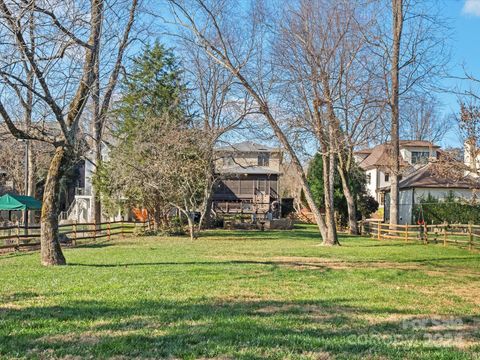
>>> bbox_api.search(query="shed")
[381,163,480,224]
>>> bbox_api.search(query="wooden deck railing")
[362,221,480,250]
[0,220,144,253]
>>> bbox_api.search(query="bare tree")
[366,0,449,225]
[275,0,383,237]
[90,0,139,226]
[182,45,253,228]
[165,0,331,242]
[388,0,403,226]
[0,0,104,265]
[400,95,449,143]
[97,114,211,239]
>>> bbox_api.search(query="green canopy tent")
[0,193,42,228]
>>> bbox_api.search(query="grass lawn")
[0,224,479,359]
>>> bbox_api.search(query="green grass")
[0,224,479,359]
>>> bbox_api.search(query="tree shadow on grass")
[73,242,117,250]
[0,297,477,359]
[204,229,326,242]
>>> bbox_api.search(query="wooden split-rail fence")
[362,221,480,251]
[0,220,146,253]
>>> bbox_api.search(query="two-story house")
[354,140,440,205]
[212,141,282,215]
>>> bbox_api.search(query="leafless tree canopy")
[400,95,450,144]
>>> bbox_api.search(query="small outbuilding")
[0,193,42,226]
[382,163,480,224]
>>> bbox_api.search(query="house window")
[384,173,389,182]
[258,153,270,166]
[366,173,371,184]
[411,151,430,164]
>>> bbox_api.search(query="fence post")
[73,221,77,246]
[121,219,125,238]
[377,221,381,240]
[423,224,428,245]
[93,222,97,241]
[443,223,447,247]
[468,223,473,250]
[107,221,111,241]
[16,224,20,248]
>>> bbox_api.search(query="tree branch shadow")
[0,298,477,359]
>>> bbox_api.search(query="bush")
[357,195,379,219]
[414,192,480,224]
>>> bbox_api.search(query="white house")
[59,143,122,223]
[355,140,440,205]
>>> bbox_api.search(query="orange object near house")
[132,208,148,222]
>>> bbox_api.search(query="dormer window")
[384,172,389,182]
[258,153,270,166]
[411,151,430,164]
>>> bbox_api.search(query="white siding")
[398,189,413,225]
[365,169,377,199]
[378,169,391,189]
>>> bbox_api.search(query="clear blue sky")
[438,0,480,147]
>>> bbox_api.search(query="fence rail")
[362,221,480,250]
[0,220,145,253]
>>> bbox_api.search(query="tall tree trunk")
[92,141,102,226]
[322,151,338,245]
[40,146,67,266]
[337,166,358,235]
[186,213,197,240]
[153,206,161,231]
[302,181,327,240]
[199,155,215,230]
[315,76,339,245]
[328,144,338,241]
[27,141,36,225]
[92,48,102,227]
[389,0,403,226]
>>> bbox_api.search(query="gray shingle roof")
[217,165,280,175]
[215,141,279,153]
[382,163,480,191]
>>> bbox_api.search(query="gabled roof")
[215,141,280,153]
[383,163,480,191]
[358,144,409,170]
